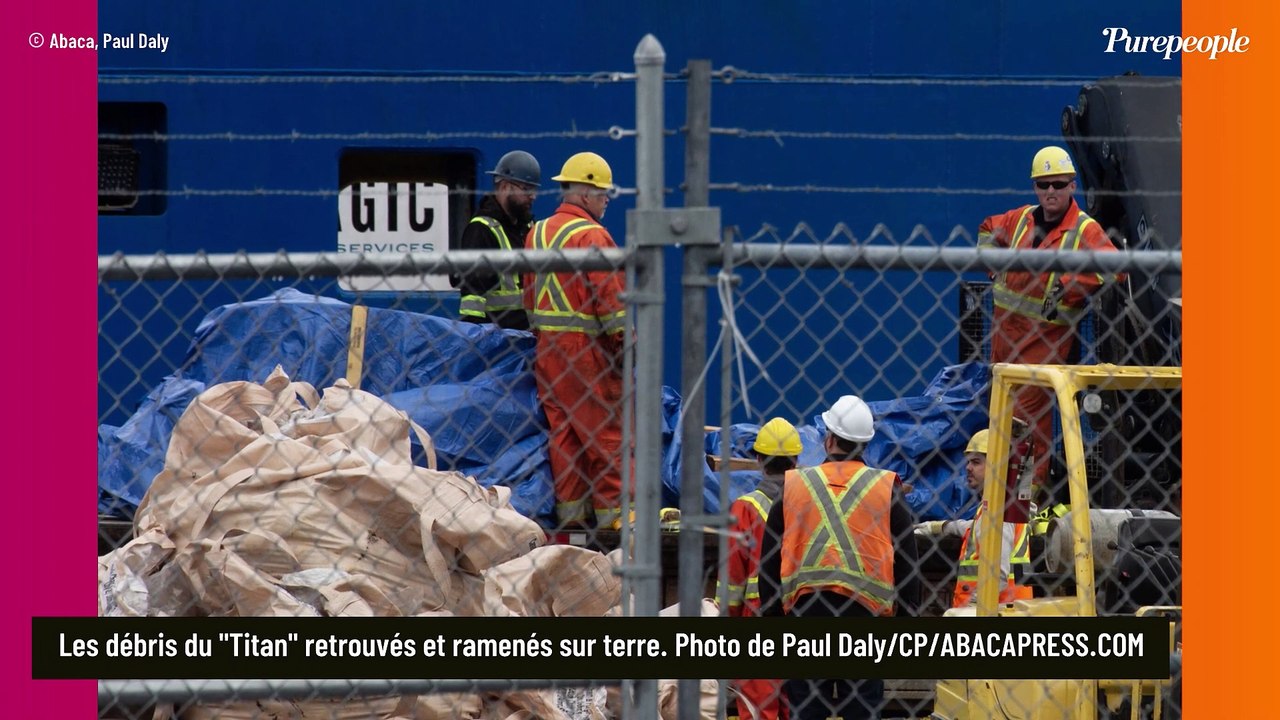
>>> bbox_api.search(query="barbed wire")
[99,67,1182,89]
[108,187,642,197]
[98,70,635,85]
[107,185,1180,198]
[710,128,1179,144]
[710,66,1182,88]
[99,129,620,142]
[98,127,1176,144]
[97,127,675,143]
[707,183,1180,197]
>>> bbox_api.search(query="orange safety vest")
[778,462,896,616]
[952,503,1033,608]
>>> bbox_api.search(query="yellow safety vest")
[458,216,524,319]
[953,504,1031,607]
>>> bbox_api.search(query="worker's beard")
[502,196,534,227]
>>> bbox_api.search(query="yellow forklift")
[931,363,1181,720]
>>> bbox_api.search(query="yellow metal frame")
[968,363,1181,720]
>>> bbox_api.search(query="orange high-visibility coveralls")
[717,488,788,720]
[524,203,627,527]
[978,199,1120,487]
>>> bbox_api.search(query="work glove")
[914,520,946,536]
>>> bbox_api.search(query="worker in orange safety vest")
[717,417,801,720]
[757,396,920,720]
[977,146,1122,493]
[523,152,628,529]
[916,428,1033,607]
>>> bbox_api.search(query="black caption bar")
[34,616,1169,680]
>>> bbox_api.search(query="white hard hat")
[822,395,875,443]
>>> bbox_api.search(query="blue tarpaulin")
[815,363,992,520]
[697,363,992,521]
[99,290,991,526]
[863,362,991,520]
[99,289,555,523]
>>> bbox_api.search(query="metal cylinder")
[1044,508,1180,573]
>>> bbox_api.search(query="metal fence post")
[683,60,711,209]
[628,31,665,720]
[679,58,714,720]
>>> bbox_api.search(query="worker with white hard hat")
[757,395,920,720]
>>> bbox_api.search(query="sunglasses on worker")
[1035,179,1072,190]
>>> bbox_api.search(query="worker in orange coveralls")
[978,145,1122,492]
[524,152,628,529]
[717,418,801,720]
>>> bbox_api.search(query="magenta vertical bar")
[4,0,98,715]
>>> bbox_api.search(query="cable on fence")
[669,269,769,486]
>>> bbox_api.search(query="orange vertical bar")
[1183,3,1280,718]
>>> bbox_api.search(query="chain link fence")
[97,35,1182,720]
[97,249,668,720]
[97,244,1182,720]
[698,233,1181,719]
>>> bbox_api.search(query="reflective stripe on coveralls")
[527,218,626,336]
[991,208,1103,327]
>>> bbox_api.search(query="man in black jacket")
[453,150,541,330]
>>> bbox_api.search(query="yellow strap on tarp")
[345,304,368,388]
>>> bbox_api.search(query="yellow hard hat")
[753,417,803,457]
[1030,146,1076,179]
[552,152,614,190]
[965,429,989,455]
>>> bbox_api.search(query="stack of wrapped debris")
[99,367,720,719]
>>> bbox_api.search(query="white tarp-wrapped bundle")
[98,368,630,719]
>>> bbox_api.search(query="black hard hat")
[486,150,541,188]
